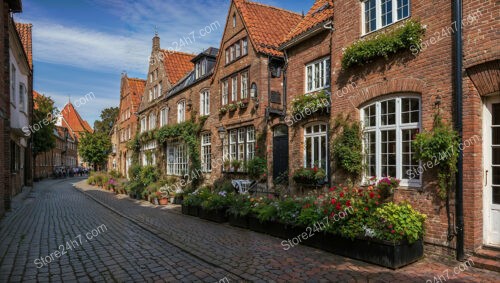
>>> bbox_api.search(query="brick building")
[115,74,145,177]
[210,0,302,186]
[34,126,77,179]
[137,35,194,170]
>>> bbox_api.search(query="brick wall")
[330,0,456,251]
[0,2,9,216]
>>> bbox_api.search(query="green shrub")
[139,166,158,187]
[201,191,234,210]
[128,164,141,181]
[246,157,267,180]
[342,20,425,69]
[277,198,302,225]
[332,117,363,180]
[373,202,427,243]
[227,195,252,217]
[252,200,278,222]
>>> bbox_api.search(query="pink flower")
[391,230,396,234]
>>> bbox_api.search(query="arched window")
[304,123,327,169]
[361,96,421,186]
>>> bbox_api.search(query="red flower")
[364,207,369,211]
[339,192,344,198]
[331,198,336,205]
[369,192,375,199]
[346,200,351,207]
[388,224,393,229]
[375,201,379,206]
[313,167,318,172]
[329,186,337,192]
[336,204,342,210]
[391,230,396,234]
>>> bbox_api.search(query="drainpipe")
[453,0,465,261]
[324,20,334,188]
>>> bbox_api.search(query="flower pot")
[159,198,168,205]
[199,207,228,223]
[169,197,175,204]
[228,214,250,229]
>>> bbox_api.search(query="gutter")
[453,0,465,261]
[279,21,332,51]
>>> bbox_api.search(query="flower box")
[248,216,289,239]
[181,204,200,217]
[228,214,250,229]
[199,207,228,223]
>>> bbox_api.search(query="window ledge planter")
[227,104,237,112]
[199,207,228,223]
[181,204,200,217]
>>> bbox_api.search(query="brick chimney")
[152,32,160,52]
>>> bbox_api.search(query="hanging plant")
[342,20,425,69]
[412,112,459,199]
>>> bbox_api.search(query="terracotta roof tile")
[60,102,93,140]
[15,22,33,68]
[160,50,195,85]
[127,77,146,110]
[33,90,41,110]
[283,0,333,45]
[234,0,303,57]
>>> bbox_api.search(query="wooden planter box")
[228,214,250,229]
[199,207,228,223]
[245,217,423,269]
[181,205,200,217]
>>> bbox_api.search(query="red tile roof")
[283,0,333,44]
[15,22,33,68]
[160,50,195,86]
[233,0,303,57]
[127,77,146,110]
[60,102,93,140]
[33,90,41,110]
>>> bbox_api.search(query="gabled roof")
[126,77,146,110]
[233,0,303,57]
[160,50,195,86]
[281,0,333,49]
[60,102,93,140]
[191,47,219,62]
[15,22,33,68]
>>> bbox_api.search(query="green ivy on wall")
[332,115,363,181]
[341,20,425,69]
[290,91,330,116]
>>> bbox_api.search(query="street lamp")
[218,126,226,141]
[250,83,258,99]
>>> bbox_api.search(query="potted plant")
[159,196,169,205]
[199,191,233,223]
[237,101,248,109]
[182,188,210,216]
[292,167,326,186]
[374,177,400,200]
[227,195,252,228]
[219,106,228,115]
[231,160,242,172]
[227,103,237,112]
[224,160,231,172]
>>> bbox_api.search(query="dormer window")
[195,59,208,79]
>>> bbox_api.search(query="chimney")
[153,31,160,51]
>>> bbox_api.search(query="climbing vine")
[332,115,363,181]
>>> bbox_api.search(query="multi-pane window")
[195,59,208,79]
[231,77,238,101]
[361,97,421,186]
[242,38,248,55]
[160,108,168,127]
[149,113,156,130]
[241,72,248,99]
[230,46,235,61]
[201,133,212,172]
[306,57,331,93]
[177,100,185,123]
[363,0,411,34]
[224,126,255,171]
[225,50,230,64]
[222,80,228,105]
[140,117,147,133]
[19,83,26,112]
[167,142,188,176]
[10,64,16,105]
[200,90,210,115]
[235,42,241,58]
[304,124,328,169]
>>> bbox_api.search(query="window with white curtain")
[177,100,185,123]
[305,57,330,93]
[231,77,238,102]
[304,124,328,169]
[361,96,421,186]
[200,90,210,115]
[241,72,248,99]
[160,108,168,127]
[140,117,147,133]
[362,0,410,34]
[149,113,156,130]
[222,80,228,105]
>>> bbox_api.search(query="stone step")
[474,247,500,261]
[469,256,500,273]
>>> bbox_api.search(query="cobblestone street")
[0,178,498,282]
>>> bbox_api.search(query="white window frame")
[200,90,210,115]
[149,113,156,130]
[231,76,238,102]
[222,80,229,105]
[360,96,421,187]
[201,133,212,173]
[140,117,147,133]
[304,123,328,170]
[224,126,255,171]
[242,38,248,56]
[361,0,411,35]
[177,100,186,123]
[160,108,168,127]
[305,57,330,93]
[10,64,16,106]
[235,42,241,58]
[167,142,188,176]
[230,46,235,61]
[241,72,248,99]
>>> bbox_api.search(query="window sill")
[361,16,411,38]
[224,54,248,67]
[305,86,330,94]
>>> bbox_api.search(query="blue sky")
[15,0,314,125]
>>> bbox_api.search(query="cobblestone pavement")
[0,178,238,282]
[73,180,500,283]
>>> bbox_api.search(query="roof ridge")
[160,49,196,57]
[127,77,146,82]
[241,0,302,16]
